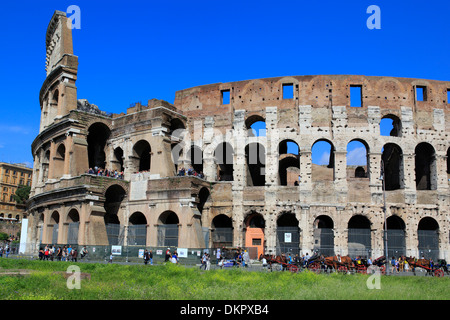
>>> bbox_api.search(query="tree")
[13,185,31,205]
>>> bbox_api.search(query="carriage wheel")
[338,266,347,273]
[434,269,444,278]
[275,264,283,272]
[380,265,386,275]
[289,265,298,273]
[357,267,367,274]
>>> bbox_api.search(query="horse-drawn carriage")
[405,257,448,277]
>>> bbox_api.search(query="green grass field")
[0,258,449,300]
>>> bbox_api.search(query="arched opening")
[169,118,186,139]
[347,139,369,178]
[447,147,450,175]
[50,211,60,244]
[245,115,266,137]
[381,143,403,191]
[311,139,335,181]
[53,143,66,179]
[132,140,151,172]
[313,215,334,256]
[87,122,111,170]
[128,212,147,246]
[347,215,371,258]
[384,215,406,258]
[157,211,179,247]
[197,187,210,214]
[214,142,234,181]
[415,142,437,190]
[113,147,124,172]
[245,143,265,186]
[418,217,439,261]
[244,212,265,259]
[104,185,126,245]
[380,114,402,137]
[276,212,300,255]
[211,214,233,248]
[67,209,79,245]
[278,140,300,186]
[187,145,204,175]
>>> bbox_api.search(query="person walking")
[144,250,150,265]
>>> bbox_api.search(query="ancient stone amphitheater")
[26,11,450,261]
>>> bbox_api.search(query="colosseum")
[26,11,450,261]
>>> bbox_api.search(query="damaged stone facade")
[26,11,450,260]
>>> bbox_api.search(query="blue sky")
[0,0,449,167]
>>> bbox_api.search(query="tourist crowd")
[86,166,124,179]
[177,167,205,179]
[38,244,89,262]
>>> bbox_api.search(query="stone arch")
[244,211,265,259]
[347,215,372,258]
[211,214,233,248]
[381,143,403,191]
[384,215,406,258]
[66,208,80,245]
[278,139,300,186]
[87,122,111,170]
[49,210,60,244]
[104,184,126,245]
[245,142,265,186]
[276,211,300,255]
[311,138,335,181]
[347,138,370,179]
[415,142,437,190]
[53,143,66,179]
[313,215,335,256]
[417,217,439,260]
[214,142,234,181]
[380,114,402,137]
[157,211,179,247]
[132,140,151,172]
[187,144,204,174]
[128,211,147,246]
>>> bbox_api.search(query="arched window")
[313,215,334,256]
[104,185,126,245]
[214,142,234,181]
[87,123,111,170]
[347,139,369,179]
[418,217,439,261]
[128,212,147,246]
[380,114,402,137]
[384,215,406,258]
[276,212,300,255]
[211,214,233,248]
[132,140,151,172]
[157,211,179,247]
[278,140,300,186]
[381,143,403,191]
[245,143,265,186]
[311,139,335,181]
[67,209,80,245]
[415,143,436,190]
[347,215,371,258]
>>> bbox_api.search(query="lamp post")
[380,159,389,275]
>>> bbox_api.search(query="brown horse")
[325,255,354,271]
[405,257,432,275]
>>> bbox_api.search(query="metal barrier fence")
[2,242,448,265]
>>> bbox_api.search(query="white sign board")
[111,245,122,255]
[177,248,188,258]
[284,233,292,243]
